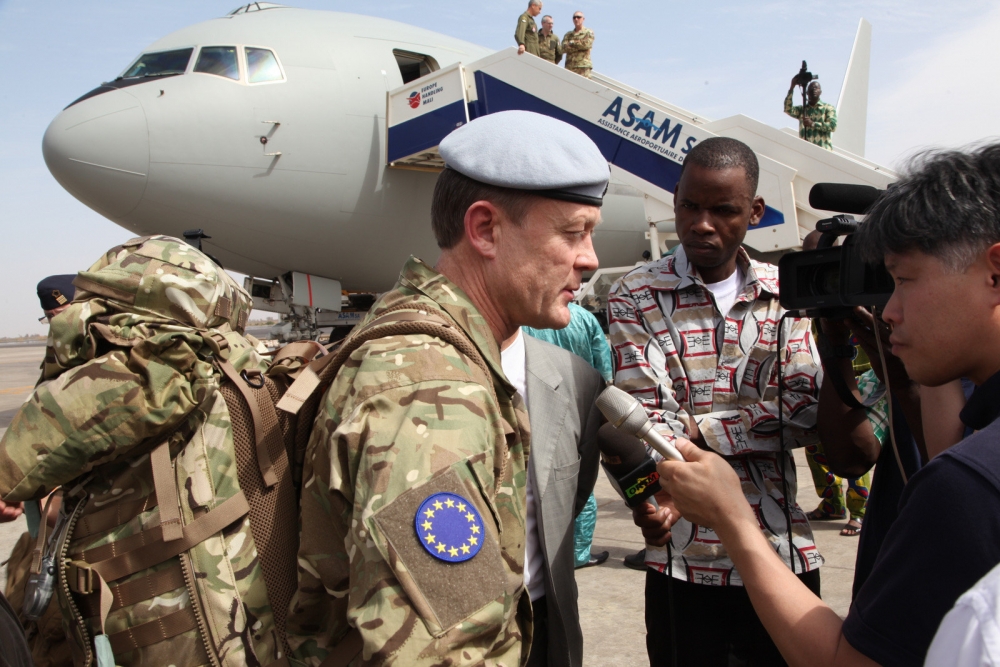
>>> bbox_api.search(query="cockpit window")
[393,50,439,84]
[121,48,193,79]
[194,46,240,80]
[246,48,283,83]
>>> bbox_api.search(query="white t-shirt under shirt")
[703,266,744,318]
[500,330,546,602]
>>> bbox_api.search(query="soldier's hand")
[518,44,525,55]
[803,117,814,128]
[631,491,678,547]
[0,498,23,523]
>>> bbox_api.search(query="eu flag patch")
[414,491,485,563]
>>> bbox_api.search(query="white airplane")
[42,3,892,339]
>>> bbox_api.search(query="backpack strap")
[277,307,496,416]
[217,359,284,488]
[67,491,250,667]
[270,340,327,369]
[150,442,183,541]
[27,492,57,575]
[67,491,250,591]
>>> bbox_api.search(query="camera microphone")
[809,183,882,215]
[595,385,685,462]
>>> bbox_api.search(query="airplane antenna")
[183,228,211,252]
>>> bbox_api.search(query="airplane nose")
[42,90,149,218]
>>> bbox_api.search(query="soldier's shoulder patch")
[371,466,505,634]
[415,492,485,562]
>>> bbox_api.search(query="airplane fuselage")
[43,6,649,292]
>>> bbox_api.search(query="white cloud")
[868,4,1000,167]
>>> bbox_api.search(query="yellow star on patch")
[445,498,455,508]
[461,544,470,554]
[466,512,476,522]
[468,536,478,546]
[457,502,466,512]
[448,546,459,557]
[424,533,435,544]
[424,509,435,518]
[433,500,444,510]
[471,525,480,534]
[436,543,446,553]
[421,520,432,531]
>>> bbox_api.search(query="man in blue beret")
[288,110,610,666]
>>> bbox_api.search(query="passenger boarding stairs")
[385,45,895,255]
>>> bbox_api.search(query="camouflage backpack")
[0,236,488,667]
[0,236,303,667]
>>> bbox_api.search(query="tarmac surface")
[0,344,860,664]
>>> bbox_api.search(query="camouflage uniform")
[538,30,562,64]
[0,237,284,667]
[515,11,540,56]
[783,90,838,150]
[286,256,531,667]
[562,28,594,78]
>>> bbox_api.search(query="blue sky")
[1,0,998,336]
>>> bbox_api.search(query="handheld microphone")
[597,423,661,507]
[596,386,685,462]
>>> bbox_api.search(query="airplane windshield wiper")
[114,71,183,81]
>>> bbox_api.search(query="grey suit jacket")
[523,335,604,667]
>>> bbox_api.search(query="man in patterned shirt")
[784,79,837,150]
[608,136,823,665]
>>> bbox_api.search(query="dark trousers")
[526,595,549,667]
[645,568,821,667]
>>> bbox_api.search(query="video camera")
[791,60,818,90]
[778,183,895,317]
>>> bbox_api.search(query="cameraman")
[814,307,927,597]
[784,77,837,151]
[654,143,1000,666]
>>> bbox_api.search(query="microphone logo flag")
[415,492,485,563]
[625,471,660,499]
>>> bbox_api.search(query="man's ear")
[464,201,502,259]
[748,195,765,227]
[985,243,1000,299]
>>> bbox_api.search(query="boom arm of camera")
[793,60,818,111]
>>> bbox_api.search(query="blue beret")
[439,110,609,206]
[37,274,76,311]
